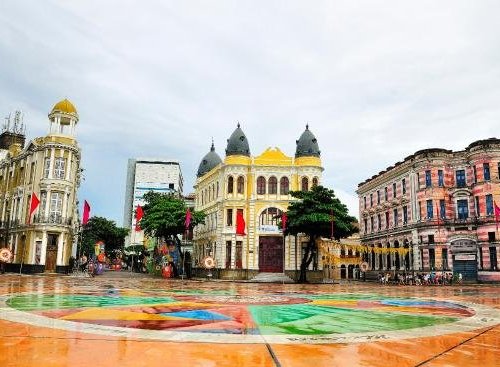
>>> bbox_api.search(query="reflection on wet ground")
[0,273,498,366]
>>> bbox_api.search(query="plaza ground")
[0,272,498,367]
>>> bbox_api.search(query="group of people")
[378,271,463,285]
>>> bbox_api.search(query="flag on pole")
[494,201,500,231]
[28,193,40,224]
[82,200,91,225]
[184,208,192,230]
[281,212,287,232]
[135,205,144,231]
[236,210,246,235]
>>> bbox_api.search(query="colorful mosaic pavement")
[0,274,499,366]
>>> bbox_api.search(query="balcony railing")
[32,214,72,226]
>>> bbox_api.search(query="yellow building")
[193,124,323,279]
[0,99,81,273]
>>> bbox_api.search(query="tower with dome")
[193,124,323,280]
[0,99,81,273]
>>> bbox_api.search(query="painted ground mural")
[2,282,498,344]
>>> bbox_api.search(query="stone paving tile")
[0,273,498,366]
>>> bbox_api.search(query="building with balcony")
[193,124,323,280]
[357,138,500,281]
[1,99,81,273]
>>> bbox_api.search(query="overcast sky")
[1,1,499,226]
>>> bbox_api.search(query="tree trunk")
[298,235,316,283]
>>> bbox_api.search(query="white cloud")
[0,1,499,224]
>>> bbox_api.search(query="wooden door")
[45,234,58,272]
[258,236,283,273]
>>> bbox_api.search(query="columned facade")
[357,138,500,281]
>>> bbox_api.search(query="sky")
[0,1,499,226]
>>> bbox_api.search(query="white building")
[123,158,183,246]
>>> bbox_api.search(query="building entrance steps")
[250,272,294,283]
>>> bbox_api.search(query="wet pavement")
[0,273,498,366]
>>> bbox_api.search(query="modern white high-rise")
[123,158,183,246]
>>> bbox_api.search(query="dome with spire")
[197,141,223,177]
[295,124,320,158]
[51,98,77,115]
[225,123,250,157]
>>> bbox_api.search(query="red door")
[259,236,283,273]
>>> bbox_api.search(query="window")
[418,201,422,220]
[168,183,175,190]
[426,200,433,219]
[259,207,283,226]
[235,241,242,269]
[425,170,431,187]
[363,196,366,209]
[377,190,380,204]
[488,232,495,242]
[370,217,374,232]
[417,172,420,188]
[280,177,289,195]
[49,192,63,221]
[40,191,47,216]
[429,248,435,270]
[43,157,50,178]
[363,218,367,234]
[227,176,234,194]
[402,179,406,195]
[257,176,266,195]
[457,199,469,220]
[393,208,398,227]
[216,182,219,198]
[456,169,466,188]
[473,165,477,183]
[428,235,435,244]
[484,163,491,181]
[440,199,446,219]
[475,196,480,216]
[312,177,319,187]
[268,176,277,194]
[225,241,232,269]
[29,162,35,183]
[226,209,233,226]
[486,194,493,215]
[377,214,381,230]
[442,248,448,269]
[438,170,444,187]
[384,187,388,201]
[393,183,397,198]
[385,212,389,229]
[370,194,373,207]
[237,176,244,194]
[403,206,408,224]
[301,177,309,191]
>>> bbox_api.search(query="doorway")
[258,236,283,272]
[45,234,58,272]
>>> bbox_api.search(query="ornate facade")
[193,124,323,279]
[1,99,81,273]
[357,138,500,281]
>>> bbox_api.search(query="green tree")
[80,217,129,258]
[285,185,358,283]
[140,192,205,243]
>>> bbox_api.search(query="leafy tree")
[80,216,129,258]
[285,185,358,283]
[140,192,205,244]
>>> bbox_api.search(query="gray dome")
[295,124,320,158]
[197,142,222,177]
[225,123,250,156]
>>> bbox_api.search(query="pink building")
[357,138,500,281]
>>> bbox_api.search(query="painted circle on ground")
[1,290,499,344]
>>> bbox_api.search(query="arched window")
[268,176,277,194]
[216,182,219,198]
[312,177,319,187]
[257,176,266,195]
[259,207,283,226]
[227,176,234,194]
[237,176,244,194]
[280,177,289,195]
[301,177,309,191]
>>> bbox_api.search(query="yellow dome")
[51,99,77,114]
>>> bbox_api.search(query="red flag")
[236,210,246,235]
[184,208,192,229]
[281,212,287,232]
[494,201,500,231]
[82,200,90,225]
[28,193,40,223]
[135,205,144,231]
